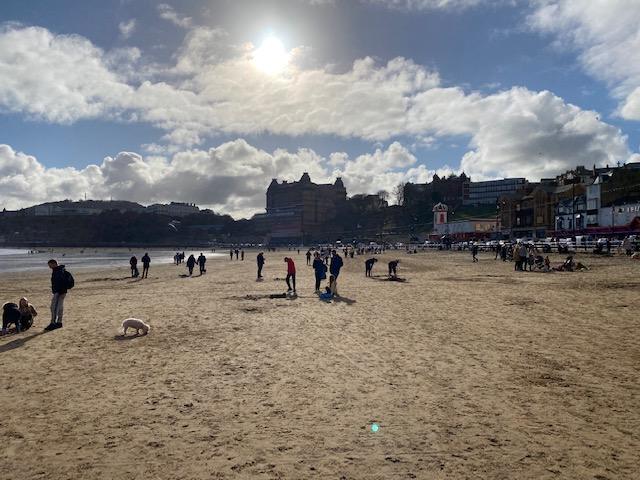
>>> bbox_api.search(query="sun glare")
[253,37,289,75]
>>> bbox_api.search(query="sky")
[1,0,640,218]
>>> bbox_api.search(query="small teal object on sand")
[371,423,379,432]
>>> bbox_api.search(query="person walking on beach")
[256,252,265,279]
[229,248,233,260]
[365,257,377,277]
[45,259,74,331]
[471,243,479,262]
[129,255,139,278]
[141,253,151,278]
[186,254,196,276]
[284,257,296,293]
[306,250,312,265]
[234,249,239,260]
[388,259,399,278]
[312,252,327,292]
[241,249,245,261]
[197,253,207,274]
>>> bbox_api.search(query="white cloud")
[118,19,136,39]
[304,0,503,9]
[527,0,640,120]
[0,141,435,217]
[0,25,134,123]
[0,23,636,188]
[365,0,503,10]
[157,4,192,29]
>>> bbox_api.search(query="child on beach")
[320,275,337,301]
[18,297,37,331]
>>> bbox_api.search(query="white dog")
[121,318,150,336]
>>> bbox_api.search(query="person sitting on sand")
[554,255,588,272]
[2,302,22,335]
[18,297,37,331]
[388,259,399,278]
[365,257,377,277]
[320,275,337,301]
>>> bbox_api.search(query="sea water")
[0,248,224,274]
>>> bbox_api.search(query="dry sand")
[1,250,638,479]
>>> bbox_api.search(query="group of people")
[185,253,207,276]
[1,259,74,336]
[253,249,401,301]
[1,298,37,335]
[229,248,245,261]
[129,253,151,278]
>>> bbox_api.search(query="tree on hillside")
[393,182,406,206]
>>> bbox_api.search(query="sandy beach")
[1,250,638,479]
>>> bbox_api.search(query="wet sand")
[1,250,638,479]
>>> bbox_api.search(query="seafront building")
[253,173,347,244]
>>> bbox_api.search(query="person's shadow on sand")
[0,331,44,354]
[333,296,356,305]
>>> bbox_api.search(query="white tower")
[432,202,448,234]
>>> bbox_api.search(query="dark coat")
[51,265,69,294]
[330,255,343,275]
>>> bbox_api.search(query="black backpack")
[64,270,75,289]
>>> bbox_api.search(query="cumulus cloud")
[157,4,192,29]
[304,0,503,9]
[118,19,136,39]
[0,141,436,217]
[527,0,640,120]
[365,0,503,10]
[0,22,636,189]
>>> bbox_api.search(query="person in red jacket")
[284,257,296,293]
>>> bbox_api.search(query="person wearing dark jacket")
[129,255,139,277]
[330,250,344,279]
[2,302,22,335]
[256,252,265,279]
[197,253,207,274]
[388,259,399,278]
[312,252,327,292]
[45,259,72,331]
[141,253,151,278]
[365,257,377,277]
[186,254,196,276]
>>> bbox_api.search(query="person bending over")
[365,257,377,277]
[388,259,399,278]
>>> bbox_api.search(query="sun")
[253,37,289,75]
